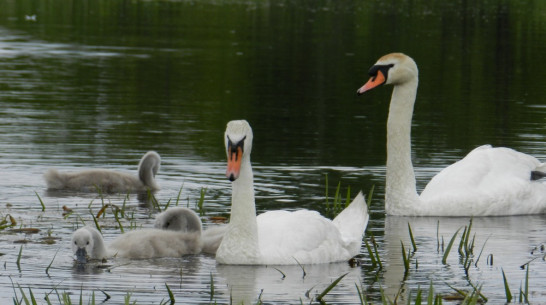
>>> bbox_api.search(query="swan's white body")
[71,222,202,262]
[216,120,369,265]
[358,53,546,216]
[45,151,161,193]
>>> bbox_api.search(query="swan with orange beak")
[216,120,370,265]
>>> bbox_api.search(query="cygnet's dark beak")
[75,247,88,264]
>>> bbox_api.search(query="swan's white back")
[420,145,546,215]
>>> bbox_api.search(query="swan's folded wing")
[421,146,546,215]
[256,210,348,264]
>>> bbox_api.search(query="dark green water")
[0,0,545,304]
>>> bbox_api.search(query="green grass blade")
[523,266,529,303]
[366,185,375,209]
[316,273,349,303]
[16,245,23,270]
[175,182,184,206]
[426,281,433,305]
[408,222,417,252]
[91,214,101,234]
[324,174,329,213]
[345,185,351,208]
[209,272,215,302]
[35,192,46,212]
[165,283,175,305]
[364,239,377,268]
[45,248,60,276]
[414,287,422,305]
[442,227,462,265]
[197,187,207,216]
[501,268,512,303]
[401,241,409,274]
[355,284,368,305]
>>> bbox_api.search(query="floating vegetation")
[11,228,41,234]
[0,214,17,230]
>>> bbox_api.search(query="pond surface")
[0,0,545,304]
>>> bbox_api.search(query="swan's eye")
[166,222,170,228]
[86,241,89,245]
[74,241,77,245]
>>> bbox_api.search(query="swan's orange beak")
[226,146,243,182]
[357,70,386,95]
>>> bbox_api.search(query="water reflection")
[217,263,362,304]
[382,216,546,303]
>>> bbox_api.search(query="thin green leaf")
[316,273,349,303]
[501,268,512,303]
[442,227,462,265]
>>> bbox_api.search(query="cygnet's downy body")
[71,211,202,263]
[45,151,161,193]
[154,207,226,254]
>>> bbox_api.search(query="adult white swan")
[215,120,369,265]
[357,52,546,216]
[45,151,161,193]
[71,223,202,262]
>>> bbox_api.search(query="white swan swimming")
[357,52,546,216]
[45,151,161,193]
[71,222,202,263]
[154,206,226,254]
[215,120,369,265]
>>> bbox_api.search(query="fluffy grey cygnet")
[45,151,160,193]
[153,207,202,234]
[71,221,202,263]
[154,207,226,254]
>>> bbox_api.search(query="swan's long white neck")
[217,157,261,264]
[385,79,421,215]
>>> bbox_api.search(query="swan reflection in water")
[381,215,546,303]
[216,262,363,304]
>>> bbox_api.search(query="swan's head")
[154,207,202,234]
[224,120,253,182]
[71,228,94,264]
[357,53,418,95]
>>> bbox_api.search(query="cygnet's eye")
[165,222,170,228]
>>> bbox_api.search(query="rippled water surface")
[0,0,545,304]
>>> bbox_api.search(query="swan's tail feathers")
[138,151,161,189]
[531,170,546,181]
[44,169,66,189]
[332,191,369,244]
